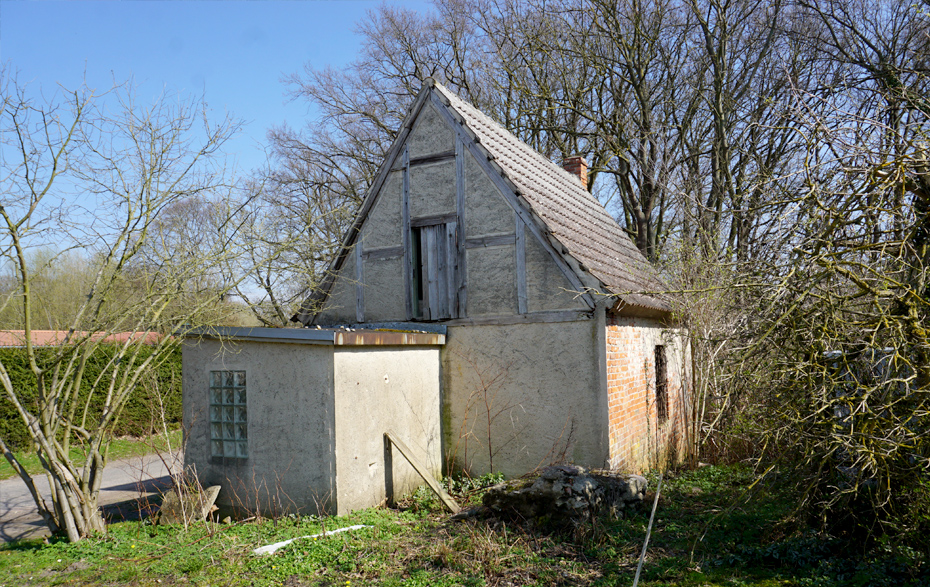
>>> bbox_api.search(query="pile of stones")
[480,465,647,524]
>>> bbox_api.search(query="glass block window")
[209,370,248,459]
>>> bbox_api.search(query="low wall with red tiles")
[606,314,689,471]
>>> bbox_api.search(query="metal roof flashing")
[184,326,445,346]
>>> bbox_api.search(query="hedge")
[0,345,182,451]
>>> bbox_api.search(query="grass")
[0,429,183,481]
[1,465,927,586]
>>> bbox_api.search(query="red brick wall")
[606,314,689,471]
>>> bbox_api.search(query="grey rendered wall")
[442,319,607,477]
[361,170,406,322]
[407,101,454,158]
[524,224,588,312]
[317,245,358,324]
[332,347,442,515]
[316,98,589,325]
[182,339,337,515]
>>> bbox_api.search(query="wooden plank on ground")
[384,431,460,514]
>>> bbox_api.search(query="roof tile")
[432,82,669,312]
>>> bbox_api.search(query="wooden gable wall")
[314,97,590,326]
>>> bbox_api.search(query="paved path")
[0,453,178,542]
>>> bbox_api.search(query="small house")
[183,79,690,516]
[295,79,690,476]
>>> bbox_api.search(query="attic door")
[411,219,460,320]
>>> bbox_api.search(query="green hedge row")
[0,345,182,451]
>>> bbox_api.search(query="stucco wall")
[465,245,517,316]
[333,347,442,515]
[361,255,406,321]
[363,171,403,249]
[605,315,690,472]
[524,224,588,313]
[464,151,514,236]
[182,339,337,515]
[442,319,606,477]
[409,160,456,218]
[407,102,453,157]
[317,244,358,324]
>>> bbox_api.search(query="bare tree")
[723,0,930,542]
[0,71,243,541]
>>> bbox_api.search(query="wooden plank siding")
[414,221,459,320]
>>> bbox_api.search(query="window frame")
[654,345,668,423]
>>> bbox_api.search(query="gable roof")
[294,79,669,324]
[429,82,669,314]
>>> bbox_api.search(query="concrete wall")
[441,319,607,477]
[182,339,337,515]
[333,347,442,515]
[605,315,690,471]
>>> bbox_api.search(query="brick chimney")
[562,156,588,190]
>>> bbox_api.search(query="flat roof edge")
[185,327,335,345]
[185,326,446,346]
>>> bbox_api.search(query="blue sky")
[0,0,429,175]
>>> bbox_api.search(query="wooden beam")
[410,213,458,228]
[464,234,516,248]
[456,135,467,317]
[355,238,364,323]
[362,246,404,261]
[403,146,413,321]
[409,150,456,166]
[516,214,527,314]
[384,431,460,514]
[390,151,457,170]
[445,221,457,318]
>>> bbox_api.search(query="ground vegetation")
[1,465,926,586]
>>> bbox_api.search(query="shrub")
[0,345,182,450]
